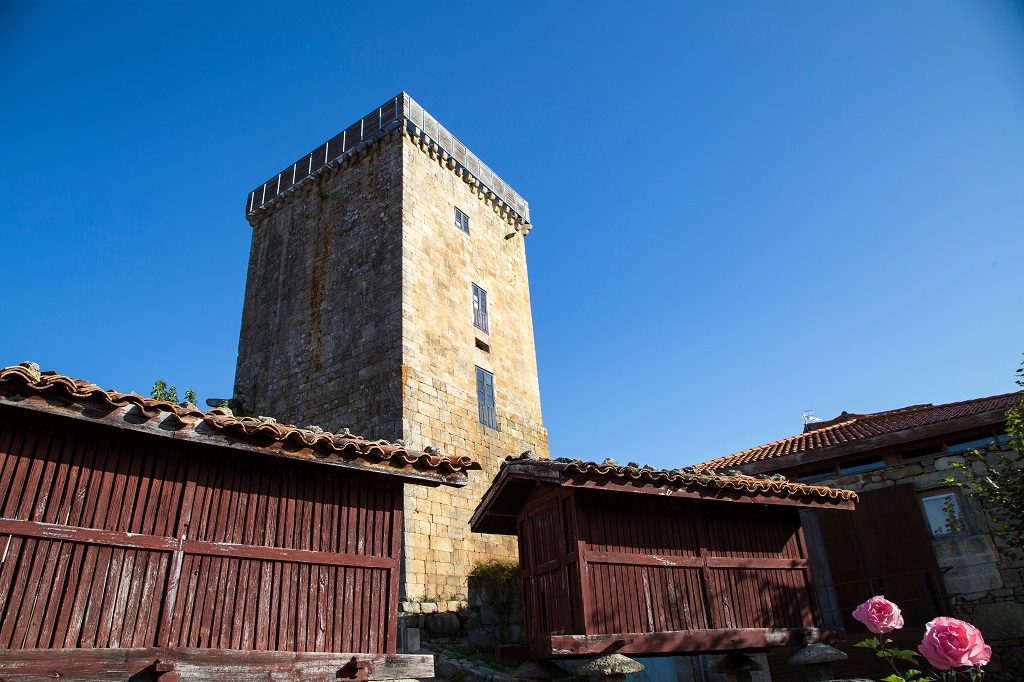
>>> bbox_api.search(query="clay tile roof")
[471,452,857,534]
[0,362,479,486]
[698,392,1018,472]
[506,454,858,502]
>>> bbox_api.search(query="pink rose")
[918,617,991,670]
[852,596,905,633]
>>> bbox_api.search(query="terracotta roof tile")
[699,392,1018,471]
[0,362,479,484]
[504,453,858,503]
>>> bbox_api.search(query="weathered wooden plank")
[0,647,434,681]
[161,456,201,648]
[542,627,844,657]
[386,485,401,654]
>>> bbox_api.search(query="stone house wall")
[809,444,1023,672]
[234,132,405,441]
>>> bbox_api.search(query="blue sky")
[2,1,1023,469]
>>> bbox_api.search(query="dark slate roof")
[699,392,1018,472]
[0,362,479,486]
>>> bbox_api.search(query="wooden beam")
[0,396,465,487]
[0,517,398,569]
[539,627,844,657]
[0,648,434,681]
[582,550,809,571]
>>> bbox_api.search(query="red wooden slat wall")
[518,489,819,645]
[0,411,401,655]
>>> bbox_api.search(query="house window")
[920,491,968,537]
[472,283,489,334]
[797,467,835,482]
[476,367,497,429]
[838,456,885,475]
[945,434,997,455]
[455,207,470,234]
[900,443,945,462]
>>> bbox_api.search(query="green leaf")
[855,639,876,648]
[881,675,906,682]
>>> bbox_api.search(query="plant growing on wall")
[469,559,520,625]
[944,357,1024,553]
[151,380,199,407]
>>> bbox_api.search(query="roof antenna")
[802,410,823,425]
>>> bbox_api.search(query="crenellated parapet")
[246,92,532,235]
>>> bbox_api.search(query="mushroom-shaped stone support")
[510,659,569,681]
[786,643,848,682]
[578,653,644,681]
[709,652,764,682]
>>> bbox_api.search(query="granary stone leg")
[709,652,763,682]
[785,643,848,682]
[510,659,569,681]
[578,653,644,681]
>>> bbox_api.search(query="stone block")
[468,627,494,649]
[972,601,1024,641]
[1000,569,1024,588]
[398,626,421,653]
[480,605,499,626]
[425,612,461,635]
[942,559,1005,596]
[932,534,999,568]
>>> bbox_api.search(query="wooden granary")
[470,454,858,659]
[0,362,477,681]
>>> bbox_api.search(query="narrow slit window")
[472,283,489,334]
[838,456,885,475]
[476,366,497,429]
[455,207,470,234]
[945,434,997,455]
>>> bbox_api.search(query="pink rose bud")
[852,596,905,634]
[918,617,992,670]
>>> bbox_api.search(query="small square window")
[455,207,470,234]
[476,367,497,429]
[920,491,969,537]
[472,283,489,334]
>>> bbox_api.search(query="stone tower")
[235,93,548,603]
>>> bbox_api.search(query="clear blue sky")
[3,1,1022,469]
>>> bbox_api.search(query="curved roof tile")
[0,362,479,482]
[699,392,1018,471]
[503,453,858,503]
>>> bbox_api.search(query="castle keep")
[235,93,549,603]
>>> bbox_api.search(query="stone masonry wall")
[398,130,549,603]
[814,445,1024,675]
[234,133,405,439]
[234,125,548,610]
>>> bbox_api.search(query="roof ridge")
[698,390,1018,472]
[701,417,856,468]
[503,454,858,502]
[0,362,480,477]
